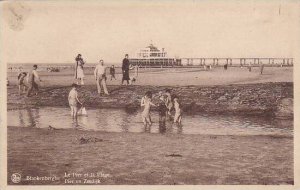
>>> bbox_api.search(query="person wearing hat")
[75,54,85,85]
[26,64,42,97]
[122,54,131,85]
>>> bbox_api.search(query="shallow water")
[7,107,293,136]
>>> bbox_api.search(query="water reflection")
[17,109,39,127]
[159,122,166,134]
[144,125,151,133]
[177,124,183,134]
[72,117,79,129]
[8,107,293,136]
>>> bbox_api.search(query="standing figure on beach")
[18,71,28,95]
[26,65,42,97]
[75,54,85,85]
[173,97,182,125]
[110,65,116,80]
[224,63,228,70]
[68,83,83,118]
[122,54,131,85]
[141,91,156,126]
[260,63,265,75]
[94,60,109,95]
[248,62,252,72]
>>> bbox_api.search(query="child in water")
[68,83,83,118]
[165,89,173,120]
[158,95,168,125]
[17,72,28,95]
[173,97,182,125]
[141,91,156,126]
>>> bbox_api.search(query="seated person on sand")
[68,83,83,118]
[141,91,157,126]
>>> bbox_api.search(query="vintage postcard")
[0,0,299,189]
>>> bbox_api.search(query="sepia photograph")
[0,0,299,188]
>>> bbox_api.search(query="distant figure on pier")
[75,54,85,85]
[122,54,131,85]
[109,65,116,80]
[260,63,265,75]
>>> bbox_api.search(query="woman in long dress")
[75,54,85,85]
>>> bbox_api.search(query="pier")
[180,58,293,66]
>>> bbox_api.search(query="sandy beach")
[7,127,293,185]
[6,66,294,185]
[7,66,293,86]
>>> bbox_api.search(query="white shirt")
[28,70,40,82]
[94,64,106,79]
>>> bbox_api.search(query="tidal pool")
[7,107,293,136]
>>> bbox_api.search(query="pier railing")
[180,58,293,66]
[129,57,293,67]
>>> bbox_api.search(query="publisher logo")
[11,173,21,183]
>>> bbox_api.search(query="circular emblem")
[11,173,21,183]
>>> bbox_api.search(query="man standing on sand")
[94,60,109,95]
[122,54,131,85]
[27,64,42,97]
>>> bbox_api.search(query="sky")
[1,0,299,65]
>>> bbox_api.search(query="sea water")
[7,107,292,136]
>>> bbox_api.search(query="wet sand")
[7,82,293,117]
[7,126,293,185]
